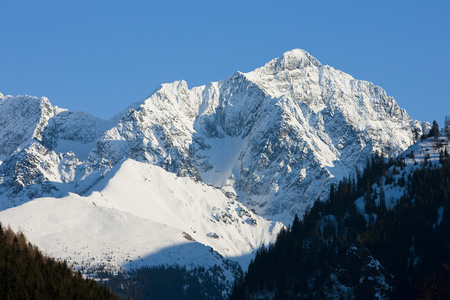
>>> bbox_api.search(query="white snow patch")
[198,136,247,187]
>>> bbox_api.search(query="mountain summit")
[256,49,322,74]
[0,50,426,288]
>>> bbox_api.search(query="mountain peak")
[256,49,322,75]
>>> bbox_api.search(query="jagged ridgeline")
[0,223,116,299]
[0,50,426,223]
[230,137,450,299]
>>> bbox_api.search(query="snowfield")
[0,159,283,280]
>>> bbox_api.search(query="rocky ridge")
[0,50,426,222]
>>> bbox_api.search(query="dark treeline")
[231,147,450,299]
[0,223,117,300]
[102,265,228,300]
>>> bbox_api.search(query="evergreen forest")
[102,265,229,300]
[231,140,450,299]
[0,223,117,300]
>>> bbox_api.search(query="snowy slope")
[85,159,283,263]
[0,159,282,280]
[0,194,240,279]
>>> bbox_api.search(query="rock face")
[0,94,54,159]
[0,49,424,224]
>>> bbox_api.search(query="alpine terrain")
[0,49,426,296]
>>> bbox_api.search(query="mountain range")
[0,49,428,294]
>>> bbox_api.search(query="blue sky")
[1,1,449,125]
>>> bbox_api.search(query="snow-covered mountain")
[0,50,425,290]
[87,49,424,223]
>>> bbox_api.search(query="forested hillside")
[102,265,229,300]
[0,224,117,300]
[231,136,450,299]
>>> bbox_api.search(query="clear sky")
[1,1,449,125]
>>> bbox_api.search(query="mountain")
[0,50,426,295]
[0,50,425,220]
[82,49,423,222]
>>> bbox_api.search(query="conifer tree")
[413,127,420,143]
[379,185,386,211]
[445,115,450,139]
[292,213,301,235]
[430,120,440,146]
